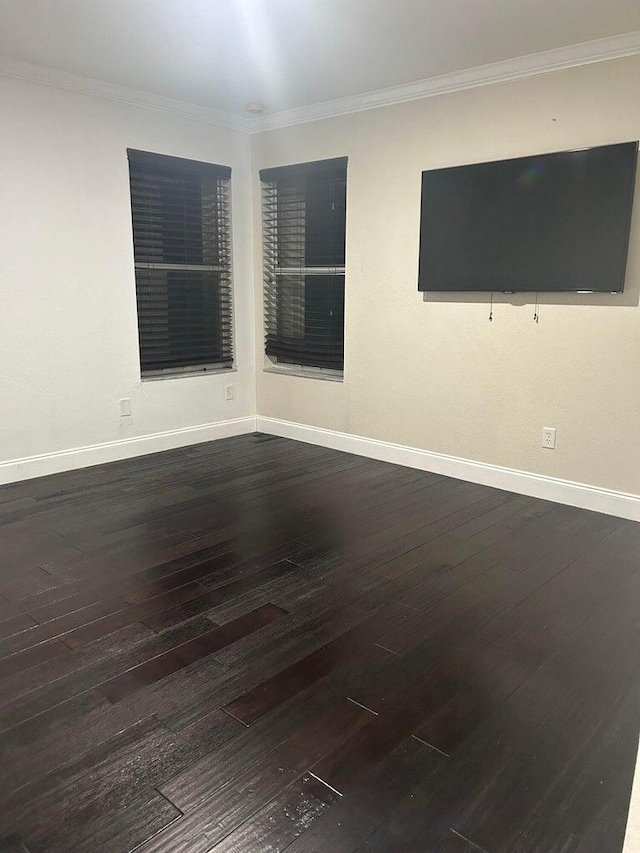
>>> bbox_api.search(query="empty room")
[2,1,640,851]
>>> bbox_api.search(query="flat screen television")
[418,141,638,293]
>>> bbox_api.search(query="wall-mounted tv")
[418,141,638,293]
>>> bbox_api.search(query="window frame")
[127,149,234,379]
[260,157,348,379]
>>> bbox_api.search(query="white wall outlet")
[224,384,234,401]
[541,427,556,449]
[119,398,132,417]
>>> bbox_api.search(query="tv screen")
[418,141,638,293]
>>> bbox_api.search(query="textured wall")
[253,57,640,495]
[3,58,640,495]
[1,77,255,463]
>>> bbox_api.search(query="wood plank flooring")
[0,433,639,852]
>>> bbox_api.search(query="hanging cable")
[533,292,539,323]
[489,292,493,322]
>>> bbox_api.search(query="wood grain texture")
[0,836,32,853]
[99,603,286,702]
[0,433,638,852]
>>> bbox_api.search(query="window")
[127,149,233,377]
[260,157,347,374]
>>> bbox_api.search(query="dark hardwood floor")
[0,433,639,852]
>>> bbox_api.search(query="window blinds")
[260,157,347,372]
[128,149,233,374]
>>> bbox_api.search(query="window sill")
[263,365,344,383]
[142,366,236,382]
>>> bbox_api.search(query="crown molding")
[2,29,640,136]
[0,55,253,132]
[251,29,640,132]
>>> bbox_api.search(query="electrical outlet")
[541,427,556,449]
[120,398,132,417]
[224,384,234,401]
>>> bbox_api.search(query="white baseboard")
[6,414,639,522]
[0,416,257,485]
[257,416,640,523]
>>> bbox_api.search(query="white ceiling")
[1,0,640,117]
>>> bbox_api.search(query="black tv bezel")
[417,141,639,294]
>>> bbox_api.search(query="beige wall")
[253,57,640,495]
[1,76,255,467]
